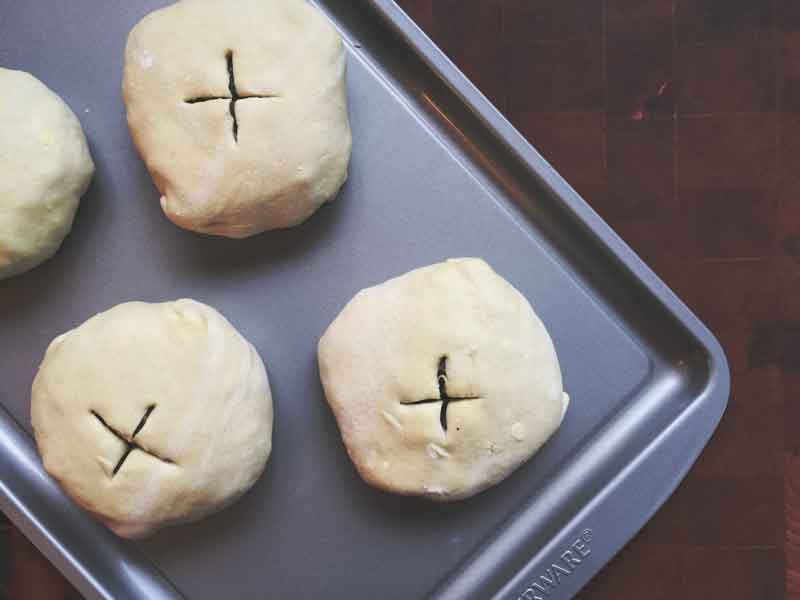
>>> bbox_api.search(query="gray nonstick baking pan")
[0,1,729,598]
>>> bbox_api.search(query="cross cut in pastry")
[91,405,174,476]
[400,356,481,431]
[184,50,278,142]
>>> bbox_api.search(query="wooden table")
[4,1,794,597]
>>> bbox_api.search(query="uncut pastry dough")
[0,68,94,280]
[31,300,273,538]
[318,258,569,501]
[123,0,352,238]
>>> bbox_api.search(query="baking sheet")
[0,1,729,598]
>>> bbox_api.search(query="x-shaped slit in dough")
[91,405,174,476]
[184,50,280,142]
[401,356,481,432]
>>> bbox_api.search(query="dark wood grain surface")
[4,1,794,598]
